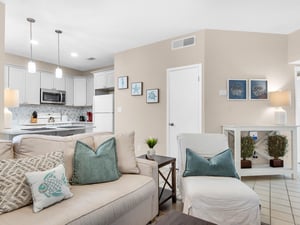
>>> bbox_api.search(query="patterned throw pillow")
[25,164,73,213]
[0,151,64,214]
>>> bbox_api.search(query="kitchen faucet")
[48,117,55,123]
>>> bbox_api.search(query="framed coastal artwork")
[118,76,128,89]
[249,79,268,100]
[146,89,159,103]
[227,79,247,100]
[131,82,143,96]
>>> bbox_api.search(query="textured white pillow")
[0,151,64,214]
[25,164,73,213]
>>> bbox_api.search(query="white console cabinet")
[222,125,298,179]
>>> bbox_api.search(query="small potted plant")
[146,137,158,160]
[267,134,288,167]
[241,136,255,168]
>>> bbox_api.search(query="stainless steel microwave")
[40,88,66,104]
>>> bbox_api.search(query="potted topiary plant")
[267,134,288,167]
[146,137,158,160]
[241,136,255,168]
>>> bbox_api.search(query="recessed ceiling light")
[30,39,38,45]
[87,57,96,60]
[70,52,78,57]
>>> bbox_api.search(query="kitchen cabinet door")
[40,72,54,89]
[65,75,74,106]
[74,78,86,106]
[4,65,8,88]
[25,72,41,104]
[86,75,94,106]
[93,70,114,89]
[54,77,66,91]
[8,67,26,104]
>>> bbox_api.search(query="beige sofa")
[0,132,158,225]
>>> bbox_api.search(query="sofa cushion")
[13,134,94,180]
[0,175,156,225]
[71,138,121,185]
[0,151,64,214]
[183,148,239,178]
[25,164,73,213]
[94,132,139,174]
[0,140,13,159]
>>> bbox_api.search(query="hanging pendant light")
[27,18,36,73]
[55,29,63,78]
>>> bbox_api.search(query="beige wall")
[115,31,205,156]
[4,53,83,76]
[115,29,295,155]
[204,30,294,132]
[288,29,300,63]
[0,3,5,129]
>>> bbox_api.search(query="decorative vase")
[241,159,252,168]
[270,159,284,167]
[146,148,156,160]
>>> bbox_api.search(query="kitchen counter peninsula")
[0,122,94,140]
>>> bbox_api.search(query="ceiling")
[2,0,300,72]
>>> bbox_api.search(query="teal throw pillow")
[183,148,239,179]
[71,138,121,185]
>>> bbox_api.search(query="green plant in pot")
[146,137,158,160]
[241,136,255,168]
[267,134,288,167]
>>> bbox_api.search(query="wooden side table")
[138,154,176,207]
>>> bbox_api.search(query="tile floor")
[242,174,300,225]
[159,167,300,225]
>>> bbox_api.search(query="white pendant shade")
[28,60,36,73]
[55,67,63,78]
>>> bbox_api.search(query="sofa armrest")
[136,158,158,185]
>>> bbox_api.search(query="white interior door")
[167,64,202,160]
[294,66,300,162]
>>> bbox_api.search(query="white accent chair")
[177,133,261,225]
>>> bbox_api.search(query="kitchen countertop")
[0,121,94,136]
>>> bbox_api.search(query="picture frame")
[227,79,247,100]
[249,79,268,100]
[146,89,159,103]
[118,76,128,89]
[131,82,143,96]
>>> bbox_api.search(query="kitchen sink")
[57,125,85,129]
[21,127,56,131]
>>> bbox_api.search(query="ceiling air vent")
[171,35,196,50]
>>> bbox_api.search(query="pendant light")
[27,18,36,73]
[55,29,63,78]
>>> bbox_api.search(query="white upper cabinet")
[86,75,94,106]
[73,78,87,106]
[93,70,114,89]
[7,66,40,104]
[8,67,26,104]
[41,72,65,90]
[25,72,41,104]
[4,65,8,88]
[65,75,74,106]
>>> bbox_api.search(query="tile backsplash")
[10,104,92,125]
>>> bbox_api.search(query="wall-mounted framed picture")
[131,82,143,96]
[146,89,159,103]
[249,79,268,100]
[118,76,128,89]
[227,79,247,100]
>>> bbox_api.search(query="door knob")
[169,123,174,126]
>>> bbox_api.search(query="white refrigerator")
[93,94,114,132]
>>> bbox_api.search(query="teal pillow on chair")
[183,148,239,179]
[71,138,121,185]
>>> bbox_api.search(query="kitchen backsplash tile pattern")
[11,104,92,125]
